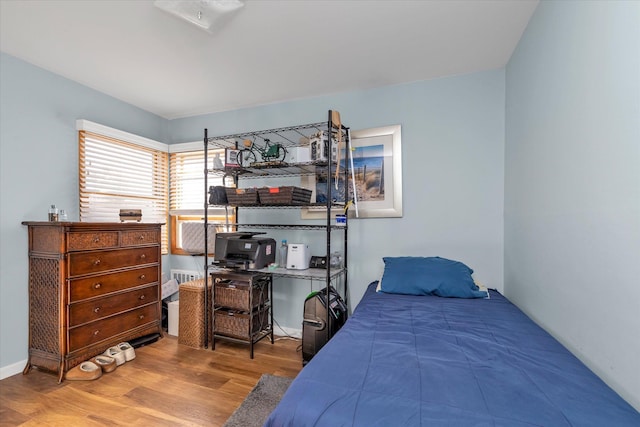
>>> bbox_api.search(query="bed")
[265,257,640,426]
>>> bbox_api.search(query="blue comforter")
[265,282,640,426]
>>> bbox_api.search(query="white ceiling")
[0,0,538,120]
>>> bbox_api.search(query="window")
[78,123,169,253]
[169,147,233,255]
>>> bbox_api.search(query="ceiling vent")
[154,0,244,33]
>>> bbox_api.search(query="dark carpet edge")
[222,374,293,427]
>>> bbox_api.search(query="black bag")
[208,186,228,205]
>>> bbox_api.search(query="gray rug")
[223,374,293,427]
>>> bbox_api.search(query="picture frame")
[302,124,402,219]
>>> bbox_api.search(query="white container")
[167,300,179,336]
[287,243,310,270]
[287,146,311,163]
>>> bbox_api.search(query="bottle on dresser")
[48,204,59,221]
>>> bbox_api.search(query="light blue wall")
[505,1,640,410]
[169,70,506,333]
[1,52,506,375]
[0,53,168,374]
[0,51,506,376]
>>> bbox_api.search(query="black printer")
[214,232,276,270]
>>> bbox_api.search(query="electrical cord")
[272,316,301,341]
[271,317,303,353]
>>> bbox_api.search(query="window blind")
[79,131,169,253]
[169,148,227,214]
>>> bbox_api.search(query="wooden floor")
[0,335,303,426]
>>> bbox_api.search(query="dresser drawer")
[69,285,159,327]
[69,266,158,302]
[67,232,119,251]
[69,247,159,277]
[121,229,160,247]
[68,304,158,352]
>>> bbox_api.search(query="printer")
[214,232,276,270]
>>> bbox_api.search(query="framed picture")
[302,124,402,219]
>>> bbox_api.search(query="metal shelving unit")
[202,110,350,353]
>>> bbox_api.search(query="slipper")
[103,346,126,366]
[65,361,102,381]
[117,342,136,362]
[90,355,117,373]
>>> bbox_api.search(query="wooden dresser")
[22,222,163,382]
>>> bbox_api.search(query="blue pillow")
[380,256,487,298]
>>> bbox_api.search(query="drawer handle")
[138,314,145,320]
[139,295,145,300]
[93,330,100,336]
[139,235,145,240]
[140,254,146,260]
[94,307,100,313]
[94,283,102,289]
[139,274,146,280]
[93,259,101,266]
[93,237,100,243]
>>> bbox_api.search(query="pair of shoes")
[65,361,102,381]
[102,342,135,366]
[90,355,117,373]
[103,346,126,366]
[118,342,136,362]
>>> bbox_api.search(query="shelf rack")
[202,110,350,354]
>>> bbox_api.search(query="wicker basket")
[214,278,269,311]
[178,278,212,349]
[214,307,269,340]
[225,187,259,205]
[257,186,312,205]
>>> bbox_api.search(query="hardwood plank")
[0,335,302,426]
[0,403,30,425]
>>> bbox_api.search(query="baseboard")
[273,325,302,339]
[1,359,26,380]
